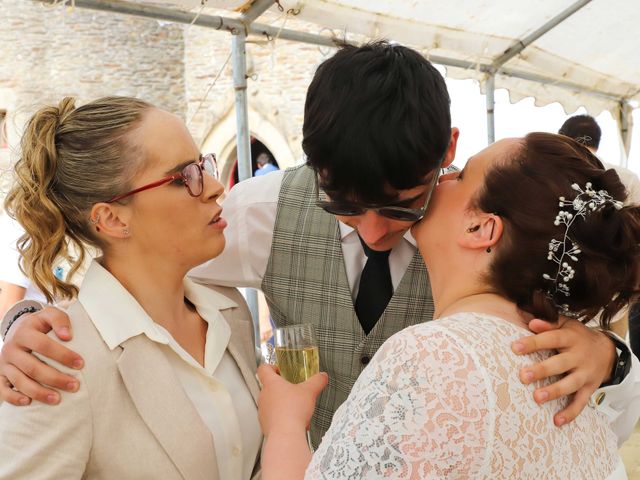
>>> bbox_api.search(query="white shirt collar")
[78,260,237,356]
[337,220,417,248]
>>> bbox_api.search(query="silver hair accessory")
[542,182,623,313]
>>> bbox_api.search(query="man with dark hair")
[2,42,637,448]
[559,114,602,150]
[211,42,458,444]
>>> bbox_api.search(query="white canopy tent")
[42,0,640,158]
[33,0,640,340]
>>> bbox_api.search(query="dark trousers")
[630,302,640,359]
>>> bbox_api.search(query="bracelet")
[3,306,38,338]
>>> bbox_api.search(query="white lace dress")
[306,313,626,479]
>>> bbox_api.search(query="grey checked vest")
[262,165,434,447]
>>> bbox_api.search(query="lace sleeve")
[305,324,492,479]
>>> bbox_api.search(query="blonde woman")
[0,97,262,479]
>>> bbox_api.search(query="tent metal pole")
[492,0,593,68]
[619,101,633,167]
[240,0,275,25]
[35,0,338,47]
[231,30,261,356]
[426,54,624,104]
[486,75,495,144]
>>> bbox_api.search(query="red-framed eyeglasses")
[106,153,218,203]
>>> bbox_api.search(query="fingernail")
[67,381,78,392]
[47,393,59,404]
[556,416,565,426]
[512,341,525,354]
[72,359,84,369]
[537,390,549,402]
[524,370,534,382]
[58,326,70,336]
[18,397,29,406]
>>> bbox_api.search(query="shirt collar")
[337,220,417,247]
[78,260,236,352]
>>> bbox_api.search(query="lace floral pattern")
[306,313,621,479]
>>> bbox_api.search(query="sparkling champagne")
[275,346,320,384]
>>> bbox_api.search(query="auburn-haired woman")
[259,133,639,479]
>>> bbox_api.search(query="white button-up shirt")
[79,261,261,480]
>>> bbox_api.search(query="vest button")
[360,355,371,365]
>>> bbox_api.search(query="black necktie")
[355,235,393,334]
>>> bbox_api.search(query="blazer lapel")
[117,335,219,480]
[224,315,260,404]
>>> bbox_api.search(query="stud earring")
[122,228,130,237]
[486,218,496,253]
[89,215,100,225]
[466,225,480,233]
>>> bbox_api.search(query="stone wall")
[0,0,185,199]
[0,3,335,196]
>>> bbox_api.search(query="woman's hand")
[257,365,328,480]
[257,364,328,437]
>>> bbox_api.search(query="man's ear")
[442,127,460,168]
[458,213,503,252]
[89,203,131,239]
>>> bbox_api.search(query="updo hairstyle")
[476,132,640,329]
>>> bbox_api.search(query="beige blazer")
[0,285,261,480]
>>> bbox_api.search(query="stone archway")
[200,107,298,190]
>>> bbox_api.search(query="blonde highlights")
[4,96,151,303]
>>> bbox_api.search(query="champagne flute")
[273,323,319,451]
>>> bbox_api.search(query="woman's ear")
[458,213,503,252]
[89,203,131,239]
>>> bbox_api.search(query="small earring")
[486,218,496,253]
[122,228,130,237]
[89,215,100,225]
[466,225,480,233]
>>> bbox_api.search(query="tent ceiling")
[277,0,640,115]
[74,0,640,116]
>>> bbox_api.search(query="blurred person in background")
[253,152,279,177]
[0,212,47,320]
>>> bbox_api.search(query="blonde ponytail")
[4,96,151,303]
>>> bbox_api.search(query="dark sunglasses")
[106,153,218,203]
[315,162,454,222]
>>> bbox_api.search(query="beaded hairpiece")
[542,182,623,313]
